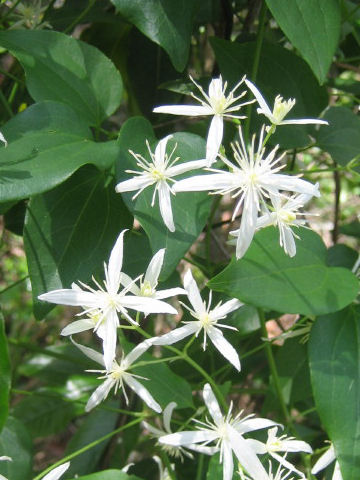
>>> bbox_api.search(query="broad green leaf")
[0,30,122,125]
[208,228,358,316]
[265,0,340,83]
[116,117,212,280]
[64,402,119,478]
[309,305,360,479]
[77,471,143,480]
[340,220,360,238]
[111,0,198,71]
[327,244,358,270]
[0,312,11,433]
[207,453,222,479]
[12,395,76,438]
[24,165,132,320]
[210,39,328,148]
[315,106,360,168]
[0,417,32,480]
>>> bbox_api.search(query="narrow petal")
[154,135,172,166]
[222,441,234,480]
[167,159,208,177]
[245,439,267,455]
[119,272,140,295]
[245,79,272,116]
[333,461,343,480]
[266,174,320,197]
[142,421,165,437]
[280,118,329,125]
[236,417,280,435]
[42,462,71,480]
[145,249,165,286]
[125,339,152,365]
[184,269,206,314]
[151,323,198,346]
[85,377,115,412]
[125,375,162,413]
[154,287,187,300]
[282,226,297,257]
[103,309,119,371]
[211,298,243,321]
[159,430,218,446]
[236,188,258,259]
[206,115,223,166]
[38,289,98,307]
[107,230,127,293]
[0,131,7,147]
[203,383,223,426]
[163,402,177,432]
[311,445,336,474]
[61,319,94,336]
[153,105,212,116]
[115,176,152,193]
[173,173,233,193]
[120,295,177,314]
[270,452,305,477]
[208,327,241,371]
[70,337,105,366]
[158,182,175,232]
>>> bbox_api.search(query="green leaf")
[265,0,340,84]
[327,244,358,270]
[315,106,360,168]
[111,0,198,71]
[116,117,212,280]
[208,228,358,316]
[77,471,143,480]
[12,395,76,438]
[0,417,32,480]
[207,453,222,479]
[0,312,11,433]
[24,165,133,320]
[309,305,360,479]
[211,39,328,148]
[0,30,122,125]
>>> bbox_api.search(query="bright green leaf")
[24,165,133,320]
[0,417,32,480]
[0,312,11,433]
[208,228,358,316]
[111,0,198,71]
[0,30,122,125]
[265,0,340,83]
[309,305,360,479]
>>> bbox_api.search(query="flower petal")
[173,173,233,193]
[61,319,95,336]
[311,445,336,474]
[236,188,258,259]
[222,440,234,480]
[124,375,162,413]
[38,289,98,307]
[103,309,119,371]
[244,79,272,116]
[154,135,172,167]
[333,461,343,480]
[235,417,280,435]
[153,105,212,116]
[167,159,208,177]
[125,339,153,365]
[120,295,177,314]
[115,175,153,194]
[183,269,206,314]
[203,383,223,426]
[154,287,187,300]
[207,327,241,371]
[211,298,243,321]
[163,402,177,433]
[85,377,115,412]
[151,323,198,346]
[107,230,127,293]
[206,115,223,166]
[159,430,218,446]
[158,181,175,232]
[145,249,165,286]
[0,131,7,147]
[70,337,105,366]
[267,174,320,197]
[42,462,71,480]
[280,118,329,125]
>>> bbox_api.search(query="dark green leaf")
[111,0,198,71]
[327,244,358,269]
[309,305,360,479]
[0,417,32,480]
[207,453,223,479]
[211,39,328,148]
[116,117,212,280]
[265,0,341,83]
[0,312,11,433]
[340,220,360,238]
[0,30,122,125]
[24,165,132,320]
[208,228,358,316]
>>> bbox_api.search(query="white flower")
[72,338,162,413]
[154,76,253,166]
[174,126,320,259]
[247,427,312,477]
[119,249,186,309]
[159,383,278,480]
[229,191,315,257]
[0,132,7,147]
[245,79,329,127]
[115,135,207,232]
[38,230,177,371]
[312,444,343,480]
[42,462,71,480]
[151,269,242,371]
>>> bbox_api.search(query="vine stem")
[32,417,144,480]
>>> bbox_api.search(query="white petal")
[228,425,268,480]
[173,172,233,193]
[280,438,312,454]
[163,402,177,433]
[222,441,234,480]
[236,188,258,259]
[70,337,105,366]
[103,309,119,371]
[267,174,320,197]
[167,159,208,177]
[153,105,212,116]
[120,295,177,314]
[187,444,219,455]
[206,115,223,166]
[183,269,206,314]
[107,230,127,293]
[115,176,153,193]
[154,135,172,167]
[154,287,187,300]
[245,438,267,455]
[142,421,165,437]
[38,289,98,307]
[119,272,140,294]
[280,118,329,125]
[159,430,218,446]
[211,298,243,321]
[203,383,223,426]
[124,375,162,413]
[245,79,272,116]
[0,131,7,147]
[60,319,95,336]
[236,417,280,435]
[151,323,198,346]
[145,249,165,286]
[125,339,152,365]
[86,377,115,412]
[311,445,336,474]
[333,461,343,480]
[207,327,241,371]
[158,182,175,232]
[270,451,305,477]
[282,226,297,257]
[42,462,71,480]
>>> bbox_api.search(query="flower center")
[278,208,296,224]
[110,363,127,380]
[150,167,166,182]
[199,312,215,330]
[272,95,295,123]
[140,280,154,297]
[267,438,283,452]
[216,422,229,441]
[210,94,228,115]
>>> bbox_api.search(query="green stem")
[0,275,29,295]
[0,0,22,24]
[160,451,177,480]
[63,0,96,33]
[33,417,144,480]
[0,89,14,118]
[195,453,205,480]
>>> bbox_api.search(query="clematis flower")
[73,338,162,413]
[247,426,312,477]
[311,444,343,480]
[174,126,320,259]
[239,461,299,480]
[159,383,278,480]
[115,135,207,232]
[154,76,253,166]
[0,131,7,147]
[151,269,242,371]
[245,79,328,127]
[229,191,315,257]
[38,230,177,371]
[42,462,71,480]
